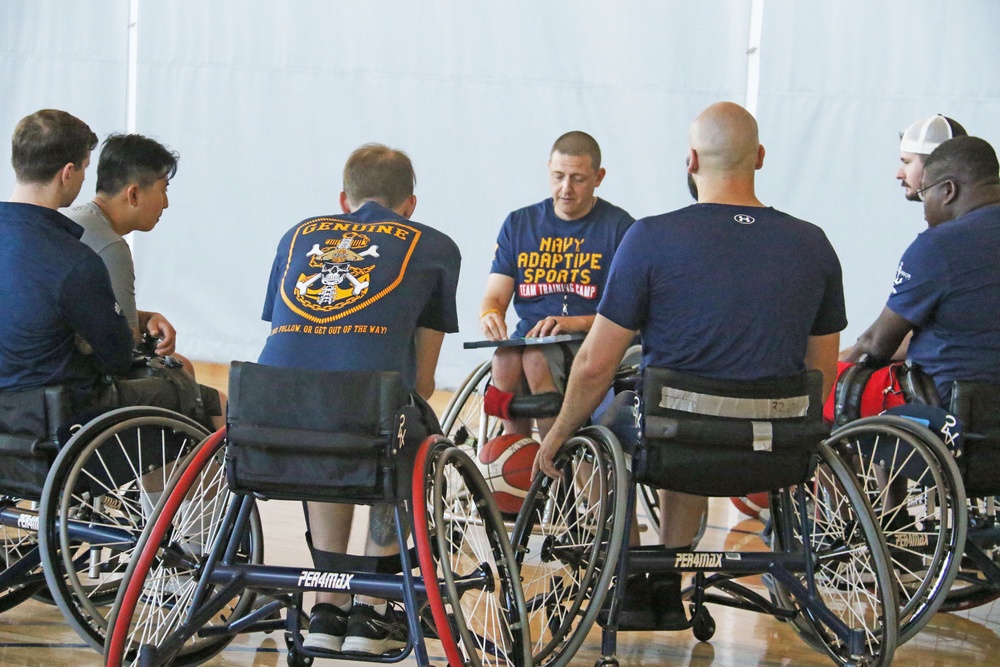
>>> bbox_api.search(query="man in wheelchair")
[479,131,634,439]
[0,109,222,431]
[844,135,1000,407]
[257,144,460,655]
[534,101,847,629]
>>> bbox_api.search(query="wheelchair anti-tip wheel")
[769,442,899,667]
[509,426,627,667]
[412,436,531,667]
[828,415,966,643]
[38,407,211,651]
[103,429,263,667]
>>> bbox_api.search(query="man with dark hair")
[479,131,633,439]
[0,110,135,405]
[259,143,460,655]
[847,135,1000,402]
[535,102,846,627]
[66,133,224,427]
[68,134,182,357]
[897,114,968,203]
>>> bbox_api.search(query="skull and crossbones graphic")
[296,237,379,305]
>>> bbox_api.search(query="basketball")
[730,492,770,522]
[477,434,539,515]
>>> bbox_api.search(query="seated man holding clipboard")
[479,131,633,439]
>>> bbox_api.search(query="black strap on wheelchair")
[899,360,940,406]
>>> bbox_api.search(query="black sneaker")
[341,603,408,655]
[303,603,349,652]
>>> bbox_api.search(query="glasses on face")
[916,178,951,202]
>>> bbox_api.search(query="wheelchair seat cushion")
[637,367,828,496]
[225,361,428,503]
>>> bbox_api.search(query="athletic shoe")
[303,603,349,653]
[341,603,408,655]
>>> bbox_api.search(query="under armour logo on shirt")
[734,214,755,225]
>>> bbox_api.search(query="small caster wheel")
[595,659,619,667]
[692,610,716,642]
[287,647,314,667]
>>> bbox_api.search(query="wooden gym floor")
[2,362,998,666]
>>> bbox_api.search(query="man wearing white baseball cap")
[897,114,967,202]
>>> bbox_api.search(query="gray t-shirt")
[65,201,139,330]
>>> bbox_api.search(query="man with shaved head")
[534,102,846,628]
[480,131,633,440]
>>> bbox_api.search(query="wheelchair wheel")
[104,429,263,667]
[509,426,627,667]
[38,407,210,651]
[939,495,1000,612]
[0,497,47,612]
[828,415,966,643]
[769,442,898,667]
[412,436,531,667]
[439,360,501,453]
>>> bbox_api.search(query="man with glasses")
[846,135,1000,403]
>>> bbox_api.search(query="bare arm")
[805,332,840,401]
[414,327,445,399]
[533,315,636,479]
[843,307,915,366]
[479,273,515,341]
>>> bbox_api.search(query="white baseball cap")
[900,115,962,155]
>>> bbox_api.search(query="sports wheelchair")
[830,362,1000,618]
[102,362,531,667]
[0,352,214,652]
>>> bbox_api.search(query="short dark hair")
[95,133,179,196]
[551,131,602,171]
[924,136,1000,186]
[343,143,416,209]
[11,109,98,184]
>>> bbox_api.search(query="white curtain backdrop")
[2,0,998,389]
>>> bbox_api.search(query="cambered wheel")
[940,495,1000,612]
[439,361,501,455]
[412,436,530,667]
[103,429,263,667]
[510,426,628,667]
[38,407,210,650]
[828,415,966,643]
[769,443,898,667]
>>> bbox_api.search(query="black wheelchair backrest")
[637,367,829,497]
[0,385,72,498]
[226,361,418,503]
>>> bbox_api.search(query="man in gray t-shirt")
[65,133,185,364]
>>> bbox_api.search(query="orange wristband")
[480,308,501,319]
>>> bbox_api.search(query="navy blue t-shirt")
[0,202,133,394]
[599,204,847,380]
[490,198,633,338]
[258,202,461,390]
[887,203,1000,400]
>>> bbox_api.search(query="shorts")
[531,341,581,394]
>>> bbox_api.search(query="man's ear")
[339,191,351,214]
[593,167,607,188]
[940,179,959,207]
[58,162,76,186]
[756,144,765,170]
[398,194,417,219]
[126,184,140,206]
[687,149,699,174]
